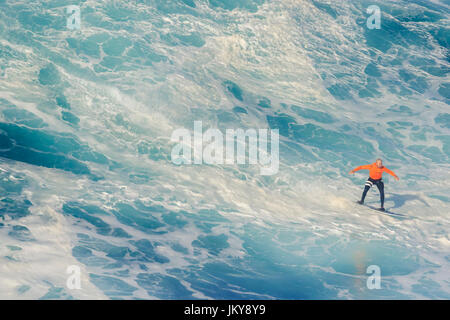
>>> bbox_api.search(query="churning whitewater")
[0,0,449,299]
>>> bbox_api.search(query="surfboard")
[355,201,407,218]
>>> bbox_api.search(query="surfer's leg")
[360,179,373,203]
[375,181,385,208]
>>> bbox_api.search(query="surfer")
[349,158,399,211]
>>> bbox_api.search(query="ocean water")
[0,0,449,299]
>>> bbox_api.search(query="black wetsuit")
[360,177,384,208]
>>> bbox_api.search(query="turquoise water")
[0,0,449,299]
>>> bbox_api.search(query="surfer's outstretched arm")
[349,164,371,174]
[383,167,399,180]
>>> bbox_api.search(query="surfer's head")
[376,158,383,168]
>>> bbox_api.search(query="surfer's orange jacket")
[351,163,398,180]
